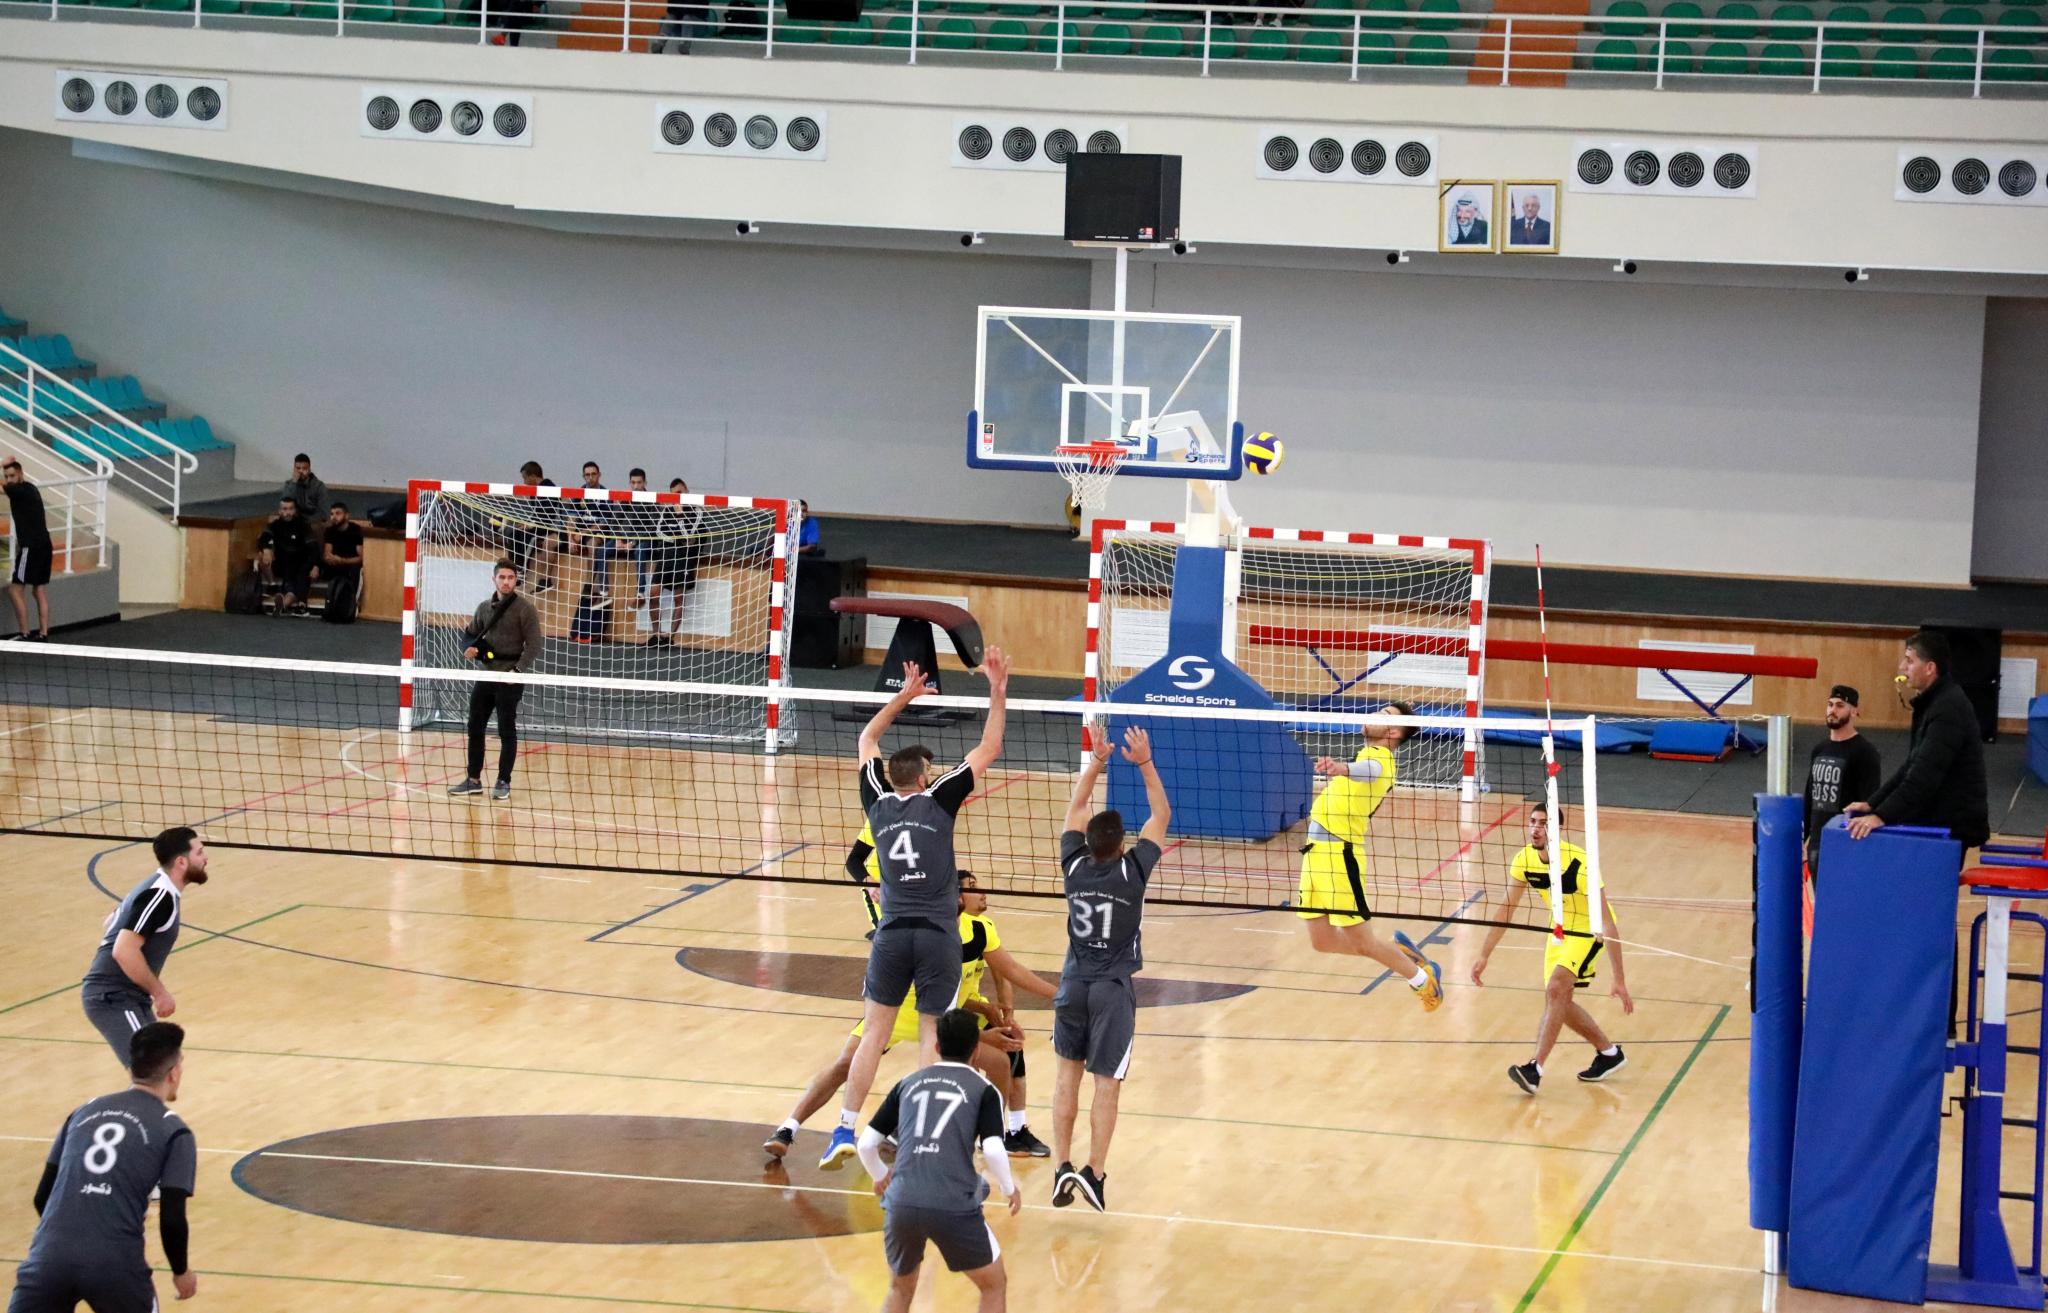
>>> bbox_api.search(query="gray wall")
[0,127,1998,583]
[1974,298,2048,584]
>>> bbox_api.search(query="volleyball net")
[0,640,1603,935]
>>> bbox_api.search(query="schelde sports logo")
[1168,656,1214,691]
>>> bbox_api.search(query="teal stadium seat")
[1766,1,1813,36]
[932,15,976,46]
[1829,4,1871,38]
[1297,26,1347,56]
[1654,36,1699,68]
[994,1,1041,14]
[949,0,990,12]
[1712,0,1757,35]
[1033,16,1080,47]
[396,0,444,22]
[1590,34,1642,64]
[1994,7,2042,42]
[984,15,1029,45]
[1086,20,1133,51]
[1937,4,1984,39]
[1758,38,1808,70]
[1361,0,1406,28]
[1356,27,1396,58]
[1819,39,1862,72]
[1403,29,1450,58]
[1603,0,1650,33]
[1244,23,1291,53]
[1415,0,1460,30]
[348,0,395,20]
[827,12,876,40]
[1701,34,1753,63]
[1927,40,1975,69]
[881,13,914,43]
[1870,41,1920,71]
[1988,43,2040,72]
[1662,1,1704,36]
[1139,21,1186,52]
[1307,0,1351,27]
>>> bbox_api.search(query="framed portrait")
[1438,181,1498,254]
[1501,181,1562,255]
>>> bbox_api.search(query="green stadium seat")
[396,0,443,22]
[1701,33,1750,62]
[948,0,990,12]
[1829,4,1871,38]
[827,12,876,40]
[881,13,914,43]
[994,1,1041,13]
[1758,37,1807,70]
[1657,35,1699,67]
[983,14,1029,44]
[779,13,823,39]
[1415,0,1459,28]
[1994,7,2041,41]
[296,0,337,17]
[1937,4,1984,38]
[1712,0,1757,35]
[1096,0,1142,16]
[142,0,193,12]
[1927,40,1975,68]
[1819,39,1861,71]
[245,0,294,14]
[1202,19,1239,55]
[931,14,975,44]
[1294,25,1343,55]
[1361,0,1405,28]
[1870,40,1919,70]
[348,0,394,20]
[1766,1,1812,36]
[1355,26,1396,57]
[1987,42,2040,70]
[1589,33,1641,63]
[1086,19,1133,50]
[1403,28,1450,58]
[1306,0,1350,26]
[1603,0,1650,33]
[1139,20,1186,51]
[1662,1,1704,35]
[1032,15,1079,47]
[1244,22,1291,53]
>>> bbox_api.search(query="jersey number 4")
[907,1088,965,1140]
[1069,898,1114,940]
[886,830,922,871]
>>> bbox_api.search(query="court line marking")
[1514,1003,1732,1310]
[0,904,306,1017]
[0,710,90,740]
[209,1146,1749,1275]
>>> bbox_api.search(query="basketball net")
[1055,443,1128,514]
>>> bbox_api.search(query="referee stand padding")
[1753,804,2047,1308]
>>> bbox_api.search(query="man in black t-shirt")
[1803,683,1881,877]
[257,496,315,615]
[2,456,54,640]
[314,502,366,617]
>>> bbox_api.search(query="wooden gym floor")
[0,800,2030,1310]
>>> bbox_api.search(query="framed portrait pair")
[1439,180,1561,255]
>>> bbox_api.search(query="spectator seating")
[2,335,96,379]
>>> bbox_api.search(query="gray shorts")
[81,988,153,1070]
[883,1203,998,1276]
[1053,975,1137,1079]
[865,922,961,1016]
[8,1255,157,1313]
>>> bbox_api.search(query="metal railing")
[0,342,198,518]
[4,0,2042,95]
[0,413,112,574]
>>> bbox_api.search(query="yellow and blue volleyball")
[1243,432,1284,476]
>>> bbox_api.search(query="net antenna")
[1533,544,1593,937]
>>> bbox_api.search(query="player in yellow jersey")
[1470,801,1632,1094]
[1296,701,1445,1010]
[761,873,1057,1160]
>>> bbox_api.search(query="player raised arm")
[987,943,1058,1001]
[1469,883,1527,986]
[1124,727,1170,847]
[960,647,1011,778]
[857,660,936,763]
[1063,730,1117,834]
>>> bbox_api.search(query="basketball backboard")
[967,306,1243,481]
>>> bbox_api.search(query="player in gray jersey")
[80,828,209,1068]
[1050,726,1168,1214]
[9,1022,199,1312]
[822,649,1010,1170]
[857,1009,1019,1313]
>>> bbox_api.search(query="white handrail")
[0,414,114,575]
[0,342,198,518]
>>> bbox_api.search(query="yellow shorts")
[851,994,922,1050]
[1296,841,1370,928]
[1545,934,1604,988]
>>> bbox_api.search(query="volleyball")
[1244,432,1283,475]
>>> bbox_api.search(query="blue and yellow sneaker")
[1391,930,1444,1013]
[819,1124,858,1170]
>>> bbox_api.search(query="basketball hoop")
[1054,442,1129,513]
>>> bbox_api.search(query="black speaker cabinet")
[1064,153,1182,245]
[787,0,862,19]
[792,557,868,669]
[1925,622,2002,742]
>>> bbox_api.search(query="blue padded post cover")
[1749,793,1804,1233]
[1787,822,1963,1303]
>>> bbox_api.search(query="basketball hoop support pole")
[1112,247,1129,452]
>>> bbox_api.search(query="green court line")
[0,1032,1619,1157]
[1512,1003,1729,1312]
[0,1259,809,1312]
[0,904,306,1016]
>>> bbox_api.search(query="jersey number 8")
[83,1122,126,1175]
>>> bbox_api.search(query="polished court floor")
[0,804,2027,1311]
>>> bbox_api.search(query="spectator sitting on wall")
[1844,629,1990,850]
[313,501,365,618]
[509,460,558,596]
[798,500,824,557]
[280,453,329,520]
[257,496,315,616]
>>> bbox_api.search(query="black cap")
[1829,684,1860,707]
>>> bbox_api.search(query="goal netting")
[0,639,1599,936]
[404,480,797,747]
[1089,521,1490,795]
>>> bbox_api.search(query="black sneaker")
[1004,1127,1052,1158]
[492,781,512,801]
[1052,1162,1078,1208]
[2,633,25,642]
[1073,1165,1106,1212]
[763,1126,794,1159]
[27,632,46,642]
[447,778,484,797]
[1509,1062,1541,1095]
[1579,1047,1627,1083]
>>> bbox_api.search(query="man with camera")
[448,559,542,802]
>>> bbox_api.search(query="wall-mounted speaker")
[1895,146,2048,207]
[56,70,228,131]
[1255,127,1437,186]
[953,117,1126,173]
[1569,139,1758,198]
[361,86,532,146]
[654,103,828,160]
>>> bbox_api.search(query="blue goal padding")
[1786,823,1962,1303]
[1476,711,1655,753]
[1749,794,1804,1234]
[1647,720,1733,760]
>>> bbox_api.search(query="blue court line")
[586,843,811,943]
[1360,890,1487,996]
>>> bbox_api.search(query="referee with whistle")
[449,559,542,801]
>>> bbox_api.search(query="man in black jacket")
[1844,630,1990,849]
